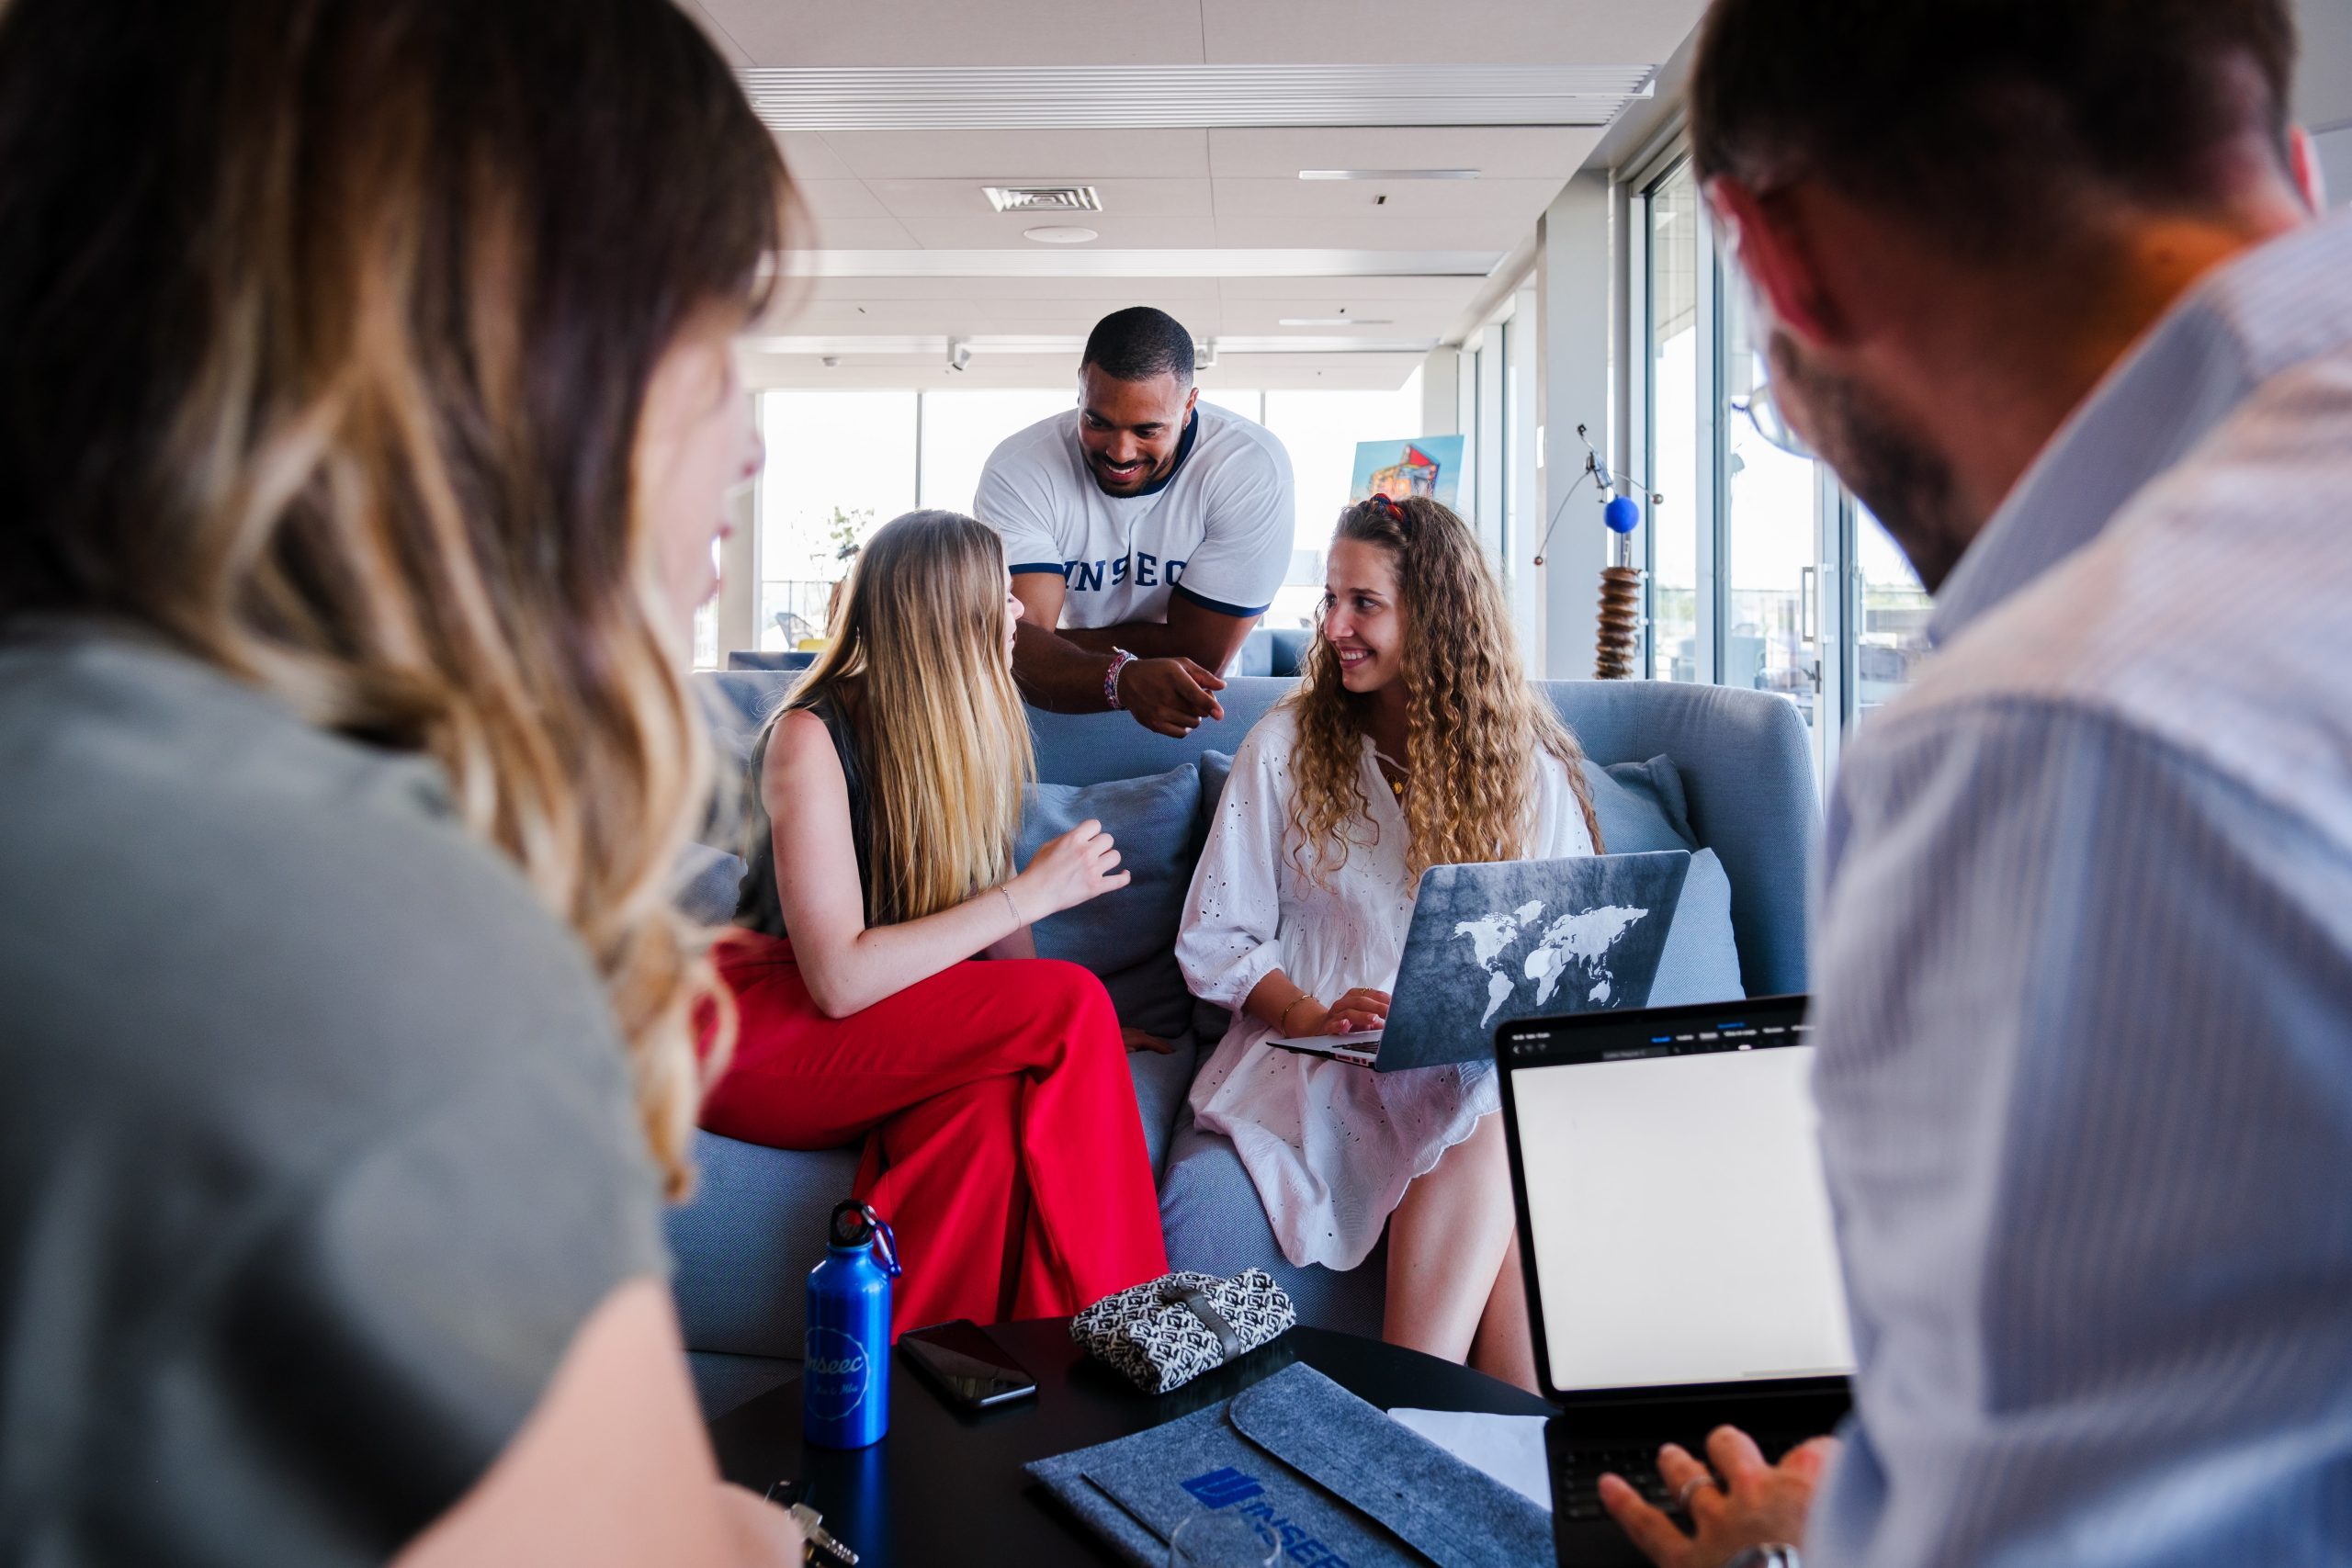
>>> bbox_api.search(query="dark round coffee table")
[708,1318,1551,1567]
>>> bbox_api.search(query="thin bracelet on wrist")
[1102,648,1138,710]
[998,884,1024,929]
[1277,992,1317,1035]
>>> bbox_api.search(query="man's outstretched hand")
[1118,656,1226,737]
[1600,1427,1837,1568]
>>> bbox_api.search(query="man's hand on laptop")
[1600,1426,1837,1568]
[1118,657,1226,737]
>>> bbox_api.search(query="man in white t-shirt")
[974,306,1295,737]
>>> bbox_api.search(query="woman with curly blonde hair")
[1176,493,1601,1389]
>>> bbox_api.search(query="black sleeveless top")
[733,690,876,939]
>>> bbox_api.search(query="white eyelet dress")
[1174,705,1595,1270]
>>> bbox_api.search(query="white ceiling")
[692,0,1701,70]
[688,0,1707,389]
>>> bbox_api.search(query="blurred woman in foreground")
[0,1,806,1561]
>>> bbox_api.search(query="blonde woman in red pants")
[703,509,1170,1333]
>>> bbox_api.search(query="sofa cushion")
[675,841,748,928]
[1156,1114,1385,1338]
[1234,628,1274,676]
[1025,678,1296,787]
[1126,1032,1203,1179]
[667,1134,859,1360]
[1197,749,1237,832]
[1022,762,1203,1040]
[1586,754,1699,855]
[1190,750,1239,1044]
[1647,848,1746,1005]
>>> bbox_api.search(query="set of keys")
[765,1479,858,1566]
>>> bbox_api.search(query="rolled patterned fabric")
[1069,1269,1297,1394]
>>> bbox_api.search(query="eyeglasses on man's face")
[1707,185,1821,463]
[1730,380,1816,460]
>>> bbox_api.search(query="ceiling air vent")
[983,185,1103,214]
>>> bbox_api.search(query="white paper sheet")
[1386,1407,1553,1511]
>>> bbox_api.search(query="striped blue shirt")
[1807,210,2352,1567]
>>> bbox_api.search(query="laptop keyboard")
[1555,1437,1818,1523]
[1554,1445,1697,1523]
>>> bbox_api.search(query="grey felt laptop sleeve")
[1025,1362,1551,1567]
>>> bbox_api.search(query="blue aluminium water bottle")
[803,1200,900,1450]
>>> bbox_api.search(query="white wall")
[717,477,758,659]
[1534,173,1615,682]
[1419,347,1463,437]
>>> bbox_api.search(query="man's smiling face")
[1077,365,1197,496]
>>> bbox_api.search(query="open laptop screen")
[1499,998,1855,1396]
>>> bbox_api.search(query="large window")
[755,392,917,650]
[1852,505,1931,722]
[1628,146,1932,777]
[918,389,1073,519]
[1722,276,1823,732]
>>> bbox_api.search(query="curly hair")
[1283,495,1602,884]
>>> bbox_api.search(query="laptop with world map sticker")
[1268,851,1692,1073]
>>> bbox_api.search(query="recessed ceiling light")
[1277,316,1395,327]
[1023,225,1099,243]
[1298,168,1479,181]
[985,185,1102,213]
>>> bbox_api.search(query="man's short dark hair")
[1081,306,1195,384]
[1690,0,2297,260]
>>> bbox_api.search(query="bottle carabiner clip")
[860,1202,901,1279]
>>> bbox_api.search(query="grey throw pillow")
[1583,754,1699,854]
[1645,848,1744,1005]
[1021,762,1204,1040]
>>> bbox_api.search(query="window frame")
[1623,133,1861,787]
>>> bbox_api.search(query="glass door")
[1849,502,1932,724]
[1718,262,1825,737]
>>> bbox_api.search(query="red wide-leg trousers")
[701,932,1169,1336]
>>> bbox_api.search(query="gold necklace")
[1374,747,1408,799]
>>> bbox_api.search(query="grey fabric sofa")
[669,672,1818,1419]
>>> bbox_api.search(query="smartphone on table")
[899,1319,1039,1411]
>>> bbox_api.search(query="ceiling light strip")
[1297,169,1479,181]
[779,248,1505,279]
[741,63,1652,130]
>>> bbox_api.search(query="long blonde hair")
[0,0,793,1197]
[1286,496,1603,883]
[778,511,1035,924]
